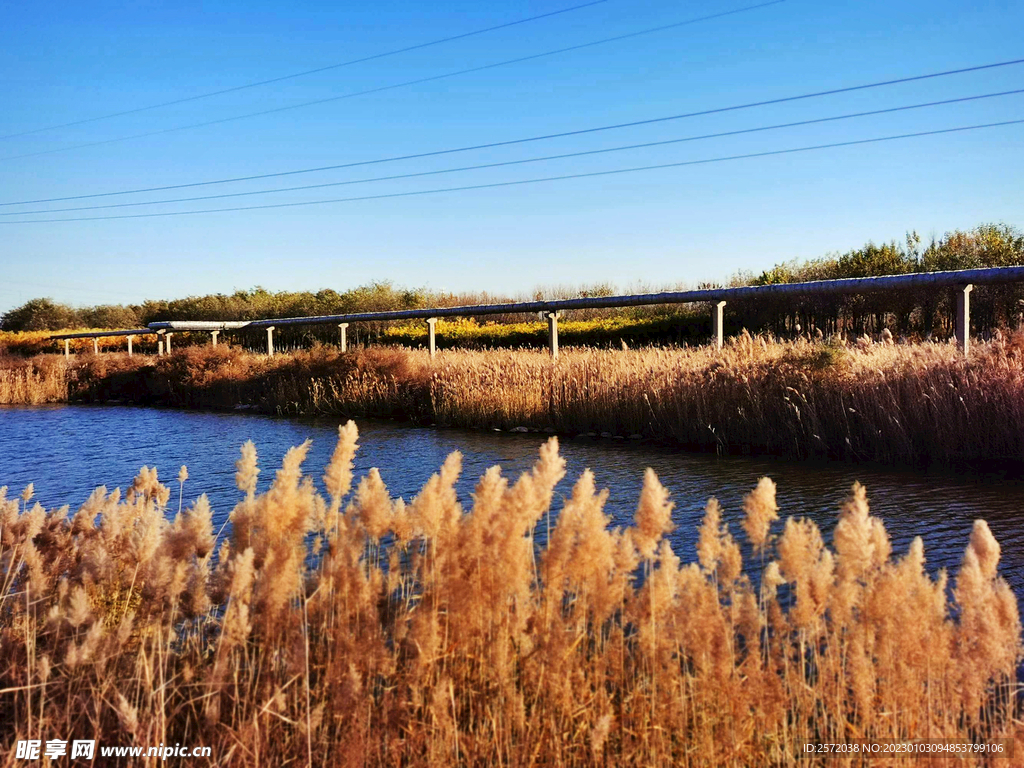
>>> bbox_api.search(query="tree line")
[728,223,1024,338]
[3,223,1022,339]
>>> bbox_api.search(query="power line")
[4,120,1019,224]
[0,1,785,163]
[7,89,1021,216]
[0,0,610,142]
[3,54,1020,208]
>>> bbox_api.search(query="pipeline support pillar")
[165,333,173,354]
[127,336,134,357]
[338,323,348,353]
[266,327,275,357]
[92,338,99,355]
[546,312,560,359]
[712,301,726,350]
[426,318,437,358]
[956,284,973,357]
[210,331,219,347]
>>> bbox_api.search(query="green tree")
[0,298,82,331]
[80,304,141,329]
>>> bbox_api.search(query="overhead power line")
[4,120,1019,224]
[6,89,1021,216]
[3,54,1020,208]
[0,0,610,142]
[0,1,785,162]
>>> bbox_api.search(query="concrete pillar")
[165,333,173,354]
[157,340,164,357]
[210,330,219,347]
[546,312,560,359]
[956,284,973,357]
[426,318,437,357]
[63,340,70,358]
[338,323,348,353]
[266,326,275,357]
[712,301,726,350]
[127,336,134,357]
[92,338,99,355]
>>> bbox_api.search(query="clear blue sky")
[1,0,1021,314]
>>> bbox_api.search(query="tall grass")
[0,425,1019,766]
[4,332,1024,465]
[430,332,1024,464]
[0,356,68,405]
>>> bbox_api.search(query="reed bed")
[430,332,1024,464]
[0,425,1020,766]
[4,332,1024,465]
[0,357,69,405]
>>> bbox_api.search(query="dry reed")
[0,425,1020,766]
[428,332,1024,464]
[0,356,69,405]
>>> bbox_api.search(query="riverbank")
[3,332,1023,466]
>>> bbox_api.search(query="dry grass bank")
[0,426,1019,766]
[4,333,1024,465]
[0,346,432,420]
[431,332,1024,465]
[0,356,69,405]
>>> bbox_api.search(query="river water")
[3,404,1023,600]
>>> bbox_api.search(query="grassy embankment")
[3,331,1024,466]
[0,425,1020,766]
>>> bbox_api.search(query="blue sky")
[1,0,1021,314]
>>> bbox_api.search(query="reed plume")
[741,476,778,554]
